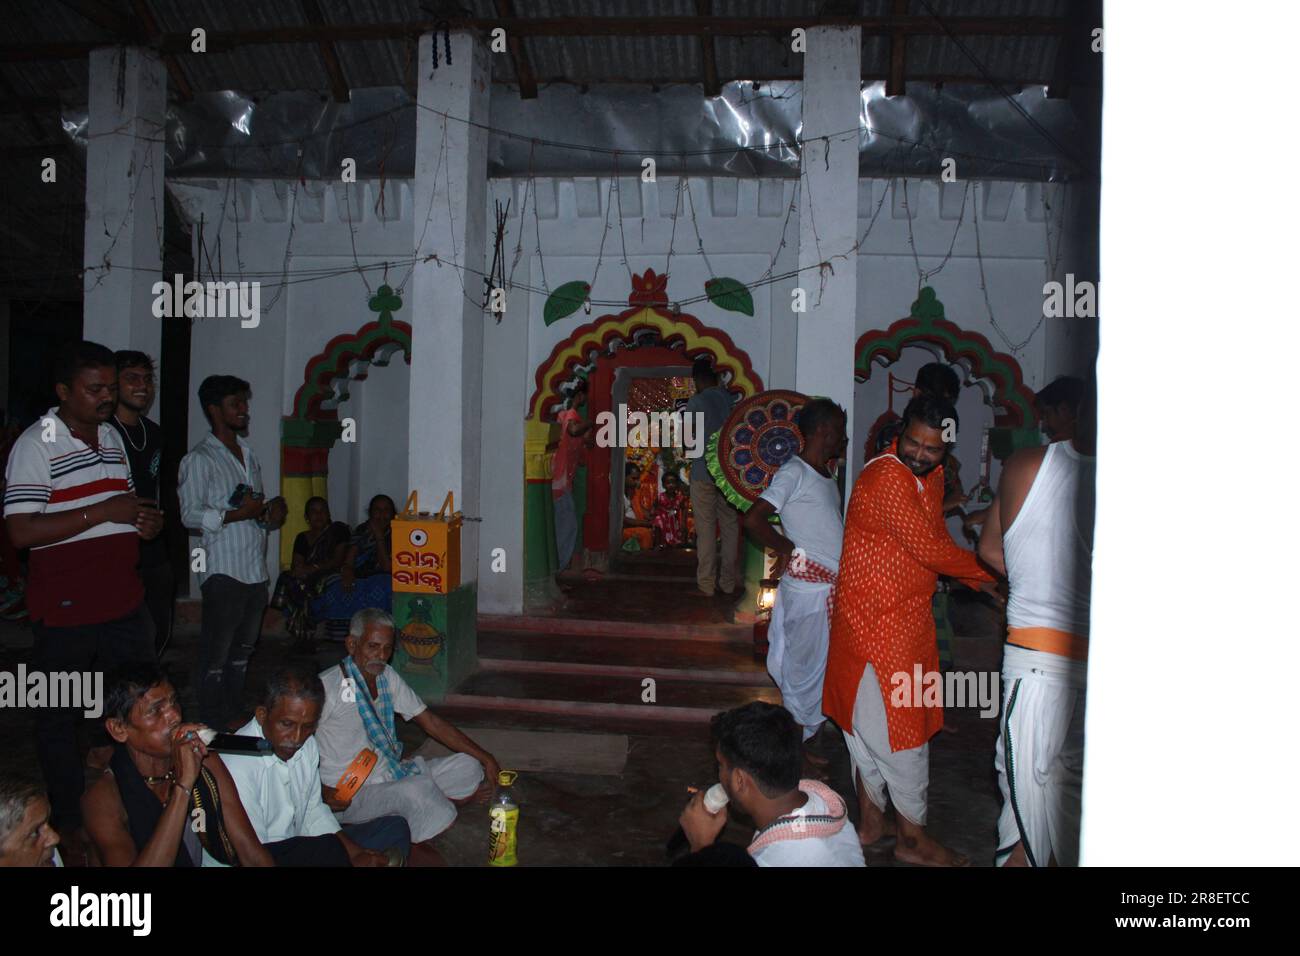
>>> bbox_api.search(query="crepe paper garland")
[704,277,754,316]
[543,281,591,326]
[706,389,811,512]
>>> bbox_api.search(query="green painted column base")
[391,582,477,704]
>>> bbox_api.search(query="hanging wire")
[972,188,1044,355]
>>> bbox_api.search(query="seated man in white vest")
[315,608,500,859]
[223,664,410,867]
[678,701,865,867]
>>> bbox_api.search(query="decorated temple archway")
[524,269,764,586]
[854,286,1036,426]
[279,285,412,568]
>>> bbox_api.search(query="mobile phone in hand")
[228,484,262,508]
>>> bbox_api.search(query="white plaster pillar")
[82,47,165,364]
[411,31,489,581]
[477,182,527,615]
[796,27,861,467]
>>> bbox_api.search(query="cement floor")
[0,587,1007,866]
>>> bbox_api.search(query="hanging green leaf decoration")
[544,281,591,326]
[704,277,754,316]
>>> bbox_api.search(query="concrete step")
[477,630,765,676]
[456,669,777,712]
[439,668,779,735]
[478,613,753,644]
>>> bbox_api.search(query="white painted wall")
[168,178,414,593]
[327,358,411,527]
[169,173,1085,607]
[848,178,1065,488]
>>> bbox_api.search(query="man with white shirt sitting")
[315,608,500,861]
[223,665,410,867]
[678,701,865,867]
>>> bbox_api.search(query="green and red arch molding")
[854,286,1036,427]
[279,284,411,568]
[525,269,765,572]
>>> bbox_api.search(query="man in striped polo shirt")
[3,341,164,846]
[179,375,286,729]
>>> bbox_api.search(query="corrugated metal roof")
[905,33,1059,83]
[919,0,1068,17]
[0,0,1093,298]
[0,0,1080,98]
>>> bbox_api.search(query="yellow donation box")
[391,490,461,595]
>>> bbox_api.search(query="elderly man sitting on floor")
[315,608,500,860]
[224,664,411,867]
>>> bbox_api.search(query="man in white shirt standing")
[179,375,287,728]
[678,701,865,867]
[315,609,500,862]
[741,398,848,749]
[223,665,410,867]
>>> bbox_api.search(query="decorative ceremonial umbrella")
[705,389,811,511]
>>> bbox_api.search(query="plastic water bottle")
[487,770,520,867]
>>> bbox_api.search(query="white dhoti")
[767,578,832,740]
[994,644,1087,867]
[841,663,930,826]
[337,753,484,843]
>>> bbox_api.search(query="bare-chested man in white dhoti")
[978,381,1094,867]
[743,399,847,755]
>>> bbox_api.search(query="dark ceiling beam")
[55,0,133,37]
[499,71,1048,87]
[495,0,538,99]
[131,0,195,102]
[0,16,1069,61]
[887,0,907,96]
[301,0,351,102]
[56,0,195,101]
[697,0,720,97]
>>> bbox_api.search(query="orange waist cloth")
[824,447,993,752]
[1006,626,1089,662]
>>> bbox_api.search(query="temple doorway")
[609,368,698,579]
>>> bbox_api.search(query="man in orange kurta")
[824,396,993,866]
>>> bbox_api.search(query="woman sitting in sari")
[271,496,351,645]
[310,494,396,628]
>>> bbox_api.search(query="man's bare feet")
[855,774,896,845]
[857,813,897,846]
[893,820,969,866]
